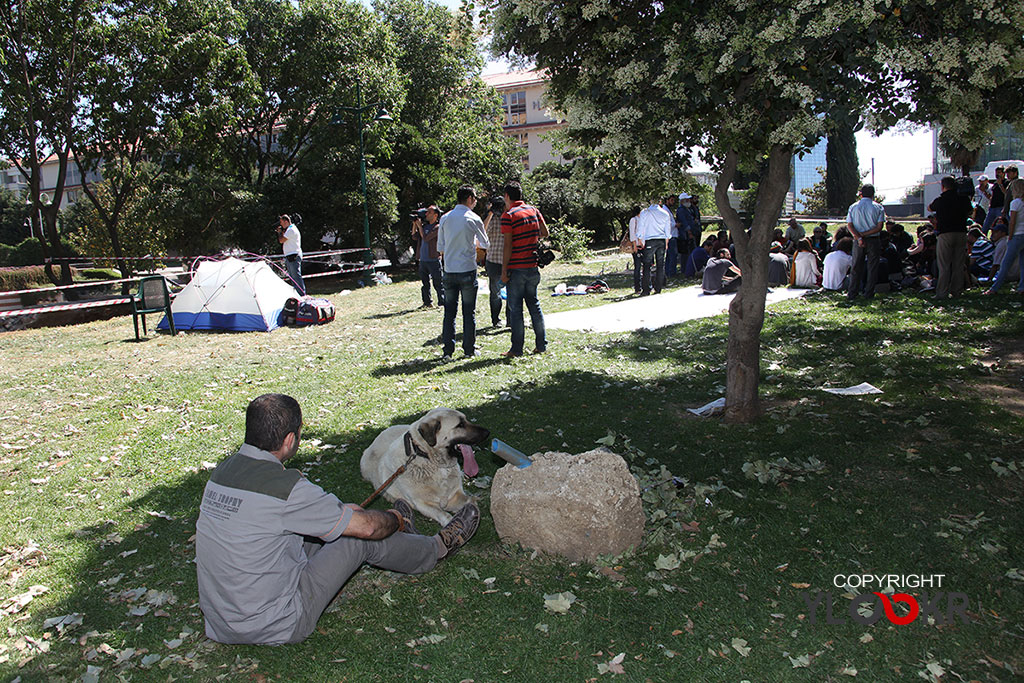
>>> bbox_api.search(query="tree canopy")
[490,0,1024,421]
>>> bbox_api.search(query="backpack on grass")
[295,296,335,326]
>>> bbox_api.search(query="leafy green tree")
[490,0,1024,422]
[0,0,101,284]
[902,181,925,205]
[71,0,246,278]
[375,0,520,257]
[0,187,31,246]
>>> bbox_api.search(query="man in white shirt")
[636,196,673,295]
[845,184,885,300]
[278,214,305,295]
[436,186,489,359]
[822,237,854,291]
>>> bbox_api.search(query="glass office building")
[790,138,827,211]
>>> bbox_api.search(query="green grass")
[0,257,1022,682]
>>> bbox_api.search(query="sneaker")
[501,350,521,358]
[393,499,418,535]
[419,303,434,309]
[436,503,480,559]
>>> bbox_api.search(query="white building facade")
[483,70,567,172]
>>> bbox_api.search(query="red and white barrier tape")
[0,297,132,318]
[41,248,369,263]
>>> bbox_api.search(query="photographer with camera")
[500,182,549,357]
[481,195,507,327]
[412,206,444,309]
[277,214,305,295]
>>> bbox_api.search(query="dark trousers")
[641,239,667,294]
[484,260,504,326]
[506,267,545,355]
[848,236,880,299]
[419,260,443,306]
[936,232,967,299]
[442,270,478,356]
[631,251,642,293]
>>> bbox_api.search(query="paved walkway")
[545,284,808,333]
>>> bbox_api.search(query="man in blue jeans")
[500,182,549,357]
[437,187,488,360]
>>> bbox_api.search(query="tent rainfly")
[158,257,298,332]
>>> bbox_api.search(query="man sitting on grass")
[195,393,479,645]
[702,248,742,295]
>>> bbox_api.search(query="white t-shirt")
[822,250,853,290]
[791,250,820,288]
[1010,198,1024,236]
[282,225,302,257]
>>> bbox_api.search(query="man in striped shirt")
[500,182,548,357]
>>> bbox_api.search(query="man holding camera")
[412,206,444,309]
[277,214,305,295]
[500,182,548,357]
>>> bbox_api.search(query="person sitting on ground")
[831,225,852,248]
[772,227,785,247]
[767,241,791,286]
[876,229,900,290]
[910,233,938,279]
[987,222,1019,283]
[810,223,831,257]
[702,248,742,294]
[684,236,713,278]
[822,237,854,291]
[968,227,995,279]
[196,394,480,646]
[789,237,821,288]
[712,229,730,255]
[889,223,914,259]
[783,217,805,255]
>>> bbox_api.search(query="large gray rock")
[490,449,644,562]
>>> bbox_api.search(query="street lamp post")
[334,78,392,265]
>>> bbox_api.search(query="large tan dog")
[360,408,490,525]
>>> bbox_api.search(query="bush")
[9,238,45,267]
[547,218,594,262]
[0,244,13,267]
[0,265,52,291]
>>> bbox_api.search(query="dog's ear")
[417,416,441,448]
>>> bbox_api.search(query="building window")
[502,91,527,126]
[515,132,529,170]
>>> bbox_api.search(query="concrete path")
[544,284,808,333]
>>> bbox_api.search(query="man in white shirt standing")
[636,195,673,296]
[437,186,489,360]
[278,214,305,295]
[845,184,885,300]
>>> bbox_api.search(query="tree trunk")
[714,145,794,423]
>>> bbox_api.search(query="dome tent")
[158,257,298,332]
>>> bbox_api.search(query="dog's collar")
[404,431,431,461]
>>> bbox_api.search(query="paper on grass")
[822,382,883,396]
[687,397,726,416]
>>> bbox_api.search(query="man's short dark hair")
[968,227,984,239]
[836,237,854,254]
[941,176,956,191]
[860,184,875,198]
[456,186,477,204]
[504,182,523,202]
[717,248,731,258]
[245,394,302,452]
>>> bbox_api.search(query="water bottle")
[491,438,532,468]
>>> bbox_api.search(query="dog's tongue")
[458,444,479,478]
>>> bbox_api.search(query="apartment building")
[482,70,567,172]
[0,156,101,210]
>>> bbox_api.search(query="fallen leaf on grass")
[535,623,549,633]
[654,554,680,571]
[731,638,751,657]
[81,665,102,683]
[405,634,447,647]
[859,633,873,643]
[543,592,577,614]
[118,549,137,559]
[164,638,182,649]
[141,654,161,667]
[841,665,858,676]
[42,613,83,634]
[790,654,812,668]
[1,585,48,615]
[380,591,396,606]
[790,582,810,589]
[596,652,625,675]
